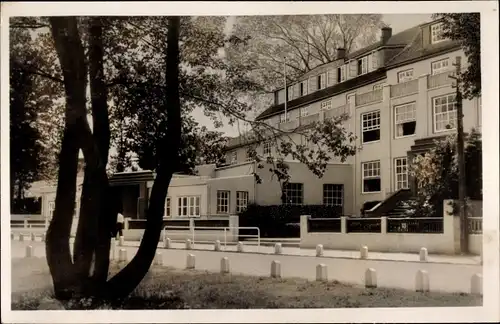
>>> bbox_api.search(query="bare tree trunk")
[46,16,88,299]
[103,16,182,299]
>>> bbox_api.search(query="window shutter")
[287,86,293,101]
[327,68,337,87]
[308,76,317,93]
[371,51,379,70]
[349,61,357,78]
[293,83,300,99]
[320,73,326,89]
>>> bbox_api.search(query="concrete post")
[419,247,428,262]
[154,252,163,266]
[271,260,281,278]
[381,217,387,234]
[25,245,33,258]
[220,257,230,274]
[24,220,28,228]
[415,270,430,292]
[316,264,328,282]
[229,215,239,237]
[31,233,36,241]
[118,249,127,262]
[470,274,482,295]
[164,238,171,249]
[360,246,369,259]
[341,217,347,234]
[300,215,309,239]
[119,236,125,247]
[214,240,222,251]
[186,239,193,250]
[19,234,24,242]
[316,244,324,257]
[237,242,244,252]
[444,199,461,254]
[274,243,283,255]
[186,253,196,269]
[365,268,377,288]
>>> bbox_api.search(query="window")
[361,111,381,143]
[371,51,379,70]
[357,56,368,75]
[362,161,381,193]
[302,134,311,147]
[177,196,200,217]
[337,65,346,83]
[165,197,171,217]
[431,22,445,44]
[431,58,449,75]
[397,69,414,83]
[323,184,344,207]
[433,94,457,132]
[217,190,230,214]
[299,81,308,96]
[279,113,290,124]
[394,158,408,190]
[300,106,309,117]
[283,183,303,205]
[320,99,332,111]
[236,191,249,213]
[317,73,326,90]
[263,141,272,156]
[373,84,384,91]
[230,151,237,164]
[395,102,416,137]
[277,89,285,104]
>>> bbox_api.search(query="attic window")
[431,23,446,44]
[358,56,368,75]
[337,65,346,83]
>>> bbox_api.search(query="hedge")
[238,204,342,238]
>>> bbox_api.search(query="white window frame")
[397,69,414,83]
[394,157,409,190]
[431,58,450,75]
[300,80,308,96]
[320,99,332,111]
[283,183,304,205]
[431,22,446,44]
[217,190,230,214]
[165,197,171,217]
[433,94,457,133]
[361,110,381,144]
[323,184,344,208]
[279,113,290,124]
[177,196,201,217]
[337,65,346,82]
[236,191,249,213]
[358,56,369,75]
[300,106,309,117]
[317,73,327,90]
[362,161,381,194]
[263,141,272,156]
[394,102,417,138]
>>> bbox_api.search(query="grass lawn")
[11,257,482,310]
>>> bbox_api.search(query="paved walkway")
[10,238,481,294]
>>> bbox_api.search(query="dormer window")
[277,89,285,104]
[317,73,326,90]
[358,56,369,75]
[431,22,446,44]
[299,80,308,96]
[337,65,346,83]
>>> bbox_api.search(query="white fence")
[163,225,260,248]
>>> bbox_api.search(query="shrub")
[238,204,342,238]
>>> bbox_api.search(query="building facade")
[224,19,482,215]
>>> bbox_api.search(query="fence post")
[237,242,244,252]
[186,239,193,250]
[443,199,461,254]
[24,220,28,228]
[300,215,309,239]
[274,243,283,255]
[214,240,221,251]
[381,217,387,234]
[189,218,195,243]
[341,217,347,234]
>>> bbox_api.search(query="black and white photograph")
[1,1,498,323]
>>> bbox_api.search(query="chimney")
[381,27,392,44]
[336,48,346,60]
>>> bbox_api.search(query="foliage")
[408,128,482,217]
[238,203,342,238]
[433,13,481,99]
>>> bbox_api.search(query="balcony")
[299,113,319,126]
[356,89,383,106]
[427,70,456,89]
[390,79,419,98]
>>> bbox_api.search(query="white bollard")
[25,245,33,258]
[31,233,36,241]
[186,239,193,250]
[118,248,127,262]
[470,274,483,295]
[237,242,244,253]
[186,253,196,269]
[220,257,230,274]
[164,238,171,249]
[214,240,221,251]
[316,264,328,282]
[365,268,377,288]
[271,260,281,278]
[360,246,368,259]
[19,234,24,242]
[119,236,125,247]
[274,243,283,255]
[154,252,163,266]
[316,244,324,257]
[419,247,428,262]
[415,270,430,292]
[110,239,116,260]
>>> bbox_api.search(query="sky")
[192,13,433,138]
